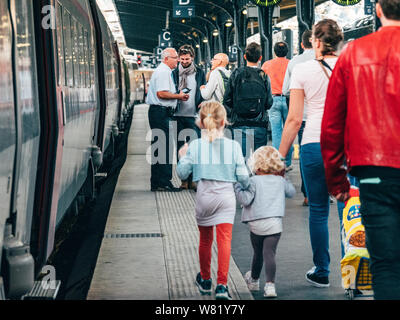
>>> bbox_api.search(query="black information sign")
[250,0,283,7]
[159,30,172,48]
[173,0,195,18]
[364,0,374,15]
[228,45,238,62]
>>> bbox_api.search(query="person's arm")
[279,89,304,158]
[321,54,350,201]
[200,70,218,101]
[176,143,194,181]
[234,141,250,188]
[234,180,256,207]
[282,64,291,97]
[157,90,188,101]
[284,177,296,199]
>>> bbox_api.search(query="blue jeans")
[301,143,330,277]
[233,126,268,161]
[268,96,293,166]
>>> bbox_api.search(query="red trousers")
[198,223,233,286]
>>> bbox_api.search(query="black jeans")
[359,177,400,300]
[173,116,200,183]
[148,105,173,188]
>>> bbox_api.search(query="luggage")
[340,187,373,299]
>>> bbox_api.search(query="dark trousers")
[232,126,268,161]
[250,232,281,283]
[173,116,200,183]
[298,121,307,198]
[359,178,400,300]
[148,105,173,188]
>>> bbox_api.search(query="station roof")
[115,0,327,53]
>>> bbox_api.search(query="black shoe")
[195,273,212,295]
[215,284,232,300]
[151,184,182,192]
[305,270,330,288]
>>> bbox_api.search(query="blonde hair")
[196,101,228,142]
[247,146,285,175]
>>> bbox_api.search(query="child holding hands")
[234,146,295,298]
[177,101,249,300]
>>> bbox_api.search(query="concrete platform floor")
[88,104,372,301]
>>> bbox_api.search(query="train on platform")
[0,0,152,299]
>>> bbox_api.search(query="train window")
[63,9,73,88]
[83,31,89,88]
[79,25,85,88]
[71,18,79,87]
[88,35,94,86]
[56,2,64,86]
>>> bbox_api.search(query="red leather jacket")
[321,26,400,196]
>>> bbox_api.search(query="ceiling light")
[225,19,233,27]
[202,38,208,43]
[195,44,200,48]
[212,29,219,37]
[242,9,248,15]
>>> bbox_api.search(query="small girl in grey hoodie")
[234,146,295,298]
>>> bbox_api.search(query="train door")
[0,0,17,298]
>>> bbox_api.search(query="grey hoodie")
[234,175,296,223]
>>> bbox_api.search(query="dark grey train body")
[0,0,152,299]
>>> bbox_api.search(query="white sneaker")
[244,271,260,291]
[264,282,277,298]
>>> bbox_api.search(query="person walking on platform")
[223,42,273,160]
[321,0,400,300]
[235,146,295,298]
[282,30,315,206]
[146,48,189,192]
[200,53,231,103]
[172,45,206,190]
[176,101,249,300]
[278,19,344,288]
[262,42,293,171]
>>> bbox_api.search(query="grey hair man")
[146,48,189,192]
[200,53,231,103]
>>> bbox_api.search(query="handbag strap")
[317,59,332,80]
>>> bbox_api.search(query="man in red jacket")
[321,0,400,300]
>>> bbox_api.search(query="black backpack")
[233,68,267,119]
[218,69,230,92]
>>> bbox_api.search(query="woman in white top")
[278,19,344,288]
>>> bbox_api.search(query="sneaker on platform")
[244,271,260,291]
[215,284,232,300]
[263,282,277,298]
[305,268,330,288]
[195,273,212,295]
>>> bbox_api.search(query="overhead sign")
[364,0,374,15]
[228,45,238,62]
[173,0,195,18]
[159,30,173,48]
[250,0,283,7]
[331,0,362,6]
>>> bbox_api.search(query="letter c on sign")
[163,32,171,41]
